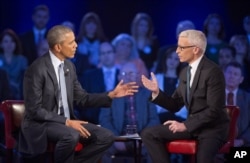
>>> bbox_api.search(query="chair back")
[0,100,24,149]
[219,105,240,153]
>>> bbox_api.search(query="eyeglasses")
[177,45,196,51]
[121,71,138,76]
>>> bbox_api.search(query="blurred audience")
[229,34,250,91]
[154,20,195,73]
[203,13,227,64]
[112,33,148,82]
[100,62,159,163]
[61,20,76,34]
[224,62,250,147]
[218,45,236,70]
[74,12,107,77]
[19,4,50,65]
[76,42,119,124]
[36,39,49,57]
[0,68,10,102]
[131,12,160,72]
[0,29,28,100]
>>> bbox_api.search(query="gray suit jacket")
[153,56,229,141]
[19,53,112,155]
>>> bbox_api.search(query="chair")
[165,105,240,163]
[0,100,83,163]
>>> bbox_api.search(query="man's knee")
[141,127,153,140]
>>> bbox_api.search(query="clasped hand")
[164,120,187,133]
[66,119,90,138]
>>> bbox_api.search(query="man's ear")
[239,76,244,84]
[54,44,61,52]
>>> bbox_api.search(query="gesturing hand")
[141,72,159,97]
[66,119,90,138]
[164,120,187,133]
[108,80,138,98]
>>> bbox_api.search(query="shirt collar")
[226,88,238,95]
[49,50,63,68]
[33,27,46,35]
[189,55,203,70]
[102,66,116,74]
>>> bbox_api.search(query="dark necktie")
[37,32,43,44]
[186,66,192,104]
[58,63,70,118]
[227,92,234,105]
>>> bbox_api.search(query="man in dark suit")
[77,42,120,124]
[141,29,229,163]
[224,61,250,147]
[19,4,50,65]
[18,25,138,163]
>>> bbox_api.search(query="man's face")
[218,48,233,67]
[115,39,132,59]
[119,65,138,83]
[99,43,115,67]
[176,37,196,64]
[58,32,77,60]
[32,10,49,29]
[224,66,244,88]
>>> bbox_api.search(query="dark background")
[0,0,250,46]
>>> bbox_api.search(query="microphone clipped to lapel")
[65,68,69,76]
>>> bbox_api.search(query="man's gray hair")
[179,29,207,52]
[47,25,72,48]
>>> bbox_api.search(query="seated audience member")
[0,68,11,143]
[154,46,187,123]
[203,13,227,64]
[19,4,50,65]
[0,29,28,100]
[224,62,250,147]
[61,20,76,34]
[77,42,120,124]
[112,33,148,80]
[243,15,250,62]
[100,62,160,163]
[131,12,160,72]
[229,34,250,91]
[0,68,10,102]
[154,20,195,73]
[74,12,107,77]
[218,45,236,70]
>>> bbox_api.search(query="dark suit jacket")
[153,56,229,141]
[19,53,112,155]
[0,69,10,102]
[19,30,47,65]
[236,89,250,146]
[99,87,160,136]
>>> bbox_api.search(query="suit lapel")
[189,57,205,105]
[44,53,60,105]
[64,60,72,108]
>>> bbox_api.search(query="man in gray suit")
[19,25,138,163]
[224,61,250,147]
[141,30,229,163]
[99,62,160,162]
